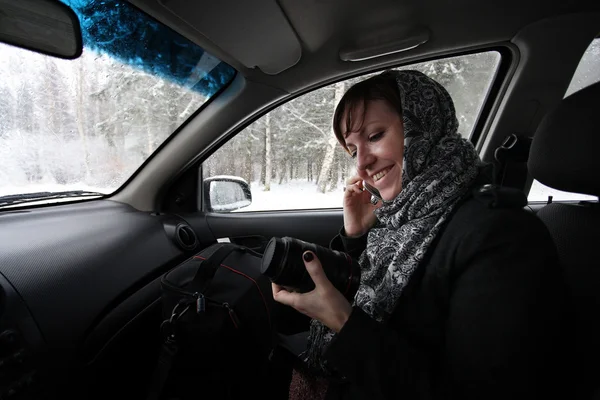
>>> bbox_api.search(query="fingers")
[271,251,334,310]
[344,177,364,196]
[344,185,373,208]
[271,282,298,307]
[302,251,333,290]
[272,282,284,295]
[345,175,362,186]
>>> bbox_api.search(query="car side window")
[527,38,599,202]
[202,51,501,212]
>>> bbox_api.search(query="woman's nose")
[356,148,375,171]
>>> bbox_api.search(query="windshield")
[0,0,235,199]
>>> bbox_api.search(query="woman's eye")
[350,151,357,159]
[369,132,384,142]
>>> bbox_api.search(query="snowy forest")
[0,44,207,195]
[203,51,501,193]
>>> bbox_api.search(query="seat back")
[528,81,600,399]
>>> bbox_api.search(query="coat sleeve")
[323,209,568,400]
[329,227,368,259]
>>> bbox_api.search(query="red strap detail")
[228,311,239,329]
[193,255,272,328]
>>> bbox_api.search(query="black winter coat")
[272,177,569,400]
[321,185,569,400]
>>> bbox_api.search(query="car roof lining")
[129,0,599,92]
[157,0,302,75]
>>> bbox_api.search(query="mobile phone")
[362,181,382,205]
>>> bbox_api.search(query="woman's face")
[341,100,405,201]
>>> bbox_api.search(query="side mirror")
[203,176,252,212]
[0,0,83,59]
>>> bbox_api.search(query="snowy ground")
[239,180,345,212]
[0,178,595,210]
[238,179,597,212]
[527,180,597,202]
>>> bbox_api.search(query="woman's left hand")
[272,251,353,333]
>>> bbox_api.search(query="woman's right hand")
[343,175,380,237]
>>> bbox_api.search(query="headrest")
[528,81,600,197]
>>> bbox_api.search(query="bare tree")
[317,81,345,193]
[264,113,272,191]
[76,61,91,180]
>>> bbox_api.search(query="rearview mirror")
[203,176,252,212]
[0,0,83,59]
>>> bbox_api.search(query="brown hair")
[333,70,403,152]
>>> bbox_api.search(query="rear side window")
[527,38,599,202]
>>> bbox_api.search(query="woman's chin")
[381,186,402,202]
[376,166,402,201]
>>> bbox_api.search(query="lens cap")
[261,237,286,279]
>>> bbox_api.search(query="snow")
[208,175,249,185]
[239,179,597,212]
[233,179,598,212]
[527,180,597,202]
[236,180,345,212]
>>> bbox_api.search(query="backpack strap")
[146,303,190,400]
[188,243,240,293]
[146,334,178,400]
[146,243,241,400]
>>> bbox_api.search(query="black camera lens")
[261,237,361,301]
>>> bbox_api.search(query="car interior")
[0,0,598,399]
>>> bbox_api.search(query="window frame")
[195,46,512,214]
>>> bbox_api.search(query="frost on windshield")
[0,0,235,198]
[63,0,234,97]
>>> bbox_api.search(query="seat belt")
[493,133,533,190]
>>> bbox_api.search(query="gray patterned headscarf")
[303,70,482,376]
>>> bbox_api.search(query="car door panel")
[201,210,345,251]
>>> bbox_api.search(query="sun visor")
[158,0,301,75]
[340,25,430,62]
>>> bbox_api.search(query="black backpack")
[146,242,279,400]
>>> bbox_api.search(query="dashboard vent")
[175,223,198,251]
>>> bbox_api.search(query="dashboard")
[0,199,208,399]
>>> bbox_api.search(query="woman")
[271,70,568,399]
